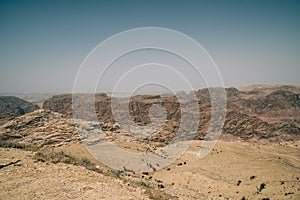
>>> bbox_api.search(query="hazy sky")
[0,0,299,93]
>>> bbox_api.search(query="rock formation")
[0,96,39,125]
[41,85,300,143]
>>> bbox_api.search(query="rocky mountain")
[41,85,300,143]
[226,87,300,124]
[0,96,39,125]
[223,110,300,141]
[0,85,298,150]
[43,93,114,123]
[0,85,298,200]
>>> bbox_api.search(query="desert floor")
[0,140,299,200]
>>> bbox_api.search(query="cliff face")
[41,85,300,143]
[0,96,39,125]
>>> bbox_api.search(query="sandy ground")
[0,148,149,200]
[150,140,300,199]
[0,140,299,200]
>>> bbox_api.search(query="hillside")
[0,85,299,199]
[0,96,39,126]
[0,148,150,200]
[42,85,300,143]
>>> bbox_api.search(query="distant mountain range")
[0,85,299,149]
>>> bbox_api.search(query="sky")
[0,0,299,93]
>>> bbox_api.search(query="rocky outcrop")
[0,85,298,150]
[223,110,300,141]
[0,96,39,125]
[0,109,80,148]
[39,85,300,143]
[226,89,300,127]
[43,94,72,116]
[43,93,114,123]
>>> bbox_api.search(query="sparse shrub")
[0,139,39,151]
[241,197,246,200]
[111,170,122,177]
[258,183,266,192]
[81,157,95,169]
[0,140,25,149]
[250,175,256,180]
[34,151,76,164]
[34,150,100,172]
[81,157,91,165]
[51,151,76,164]
[237,180,242,186]
[285,192,294,196]
[138,181,150,187]
[34,152,46,162]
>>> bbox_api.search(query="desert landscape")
[1,1,300,199]
[0,85,299,200]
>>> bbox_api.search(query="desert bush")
[237,180,242,186]
[34,150,76,164]
[0,139,39,151]
[81,157,95,170]
[34,150,99,172]
[138,181,150,187]
[258,183,266,192]
[0,140,25,149]
[111,170,123,177]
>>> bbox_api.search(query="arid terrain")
[0,85,299,199]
